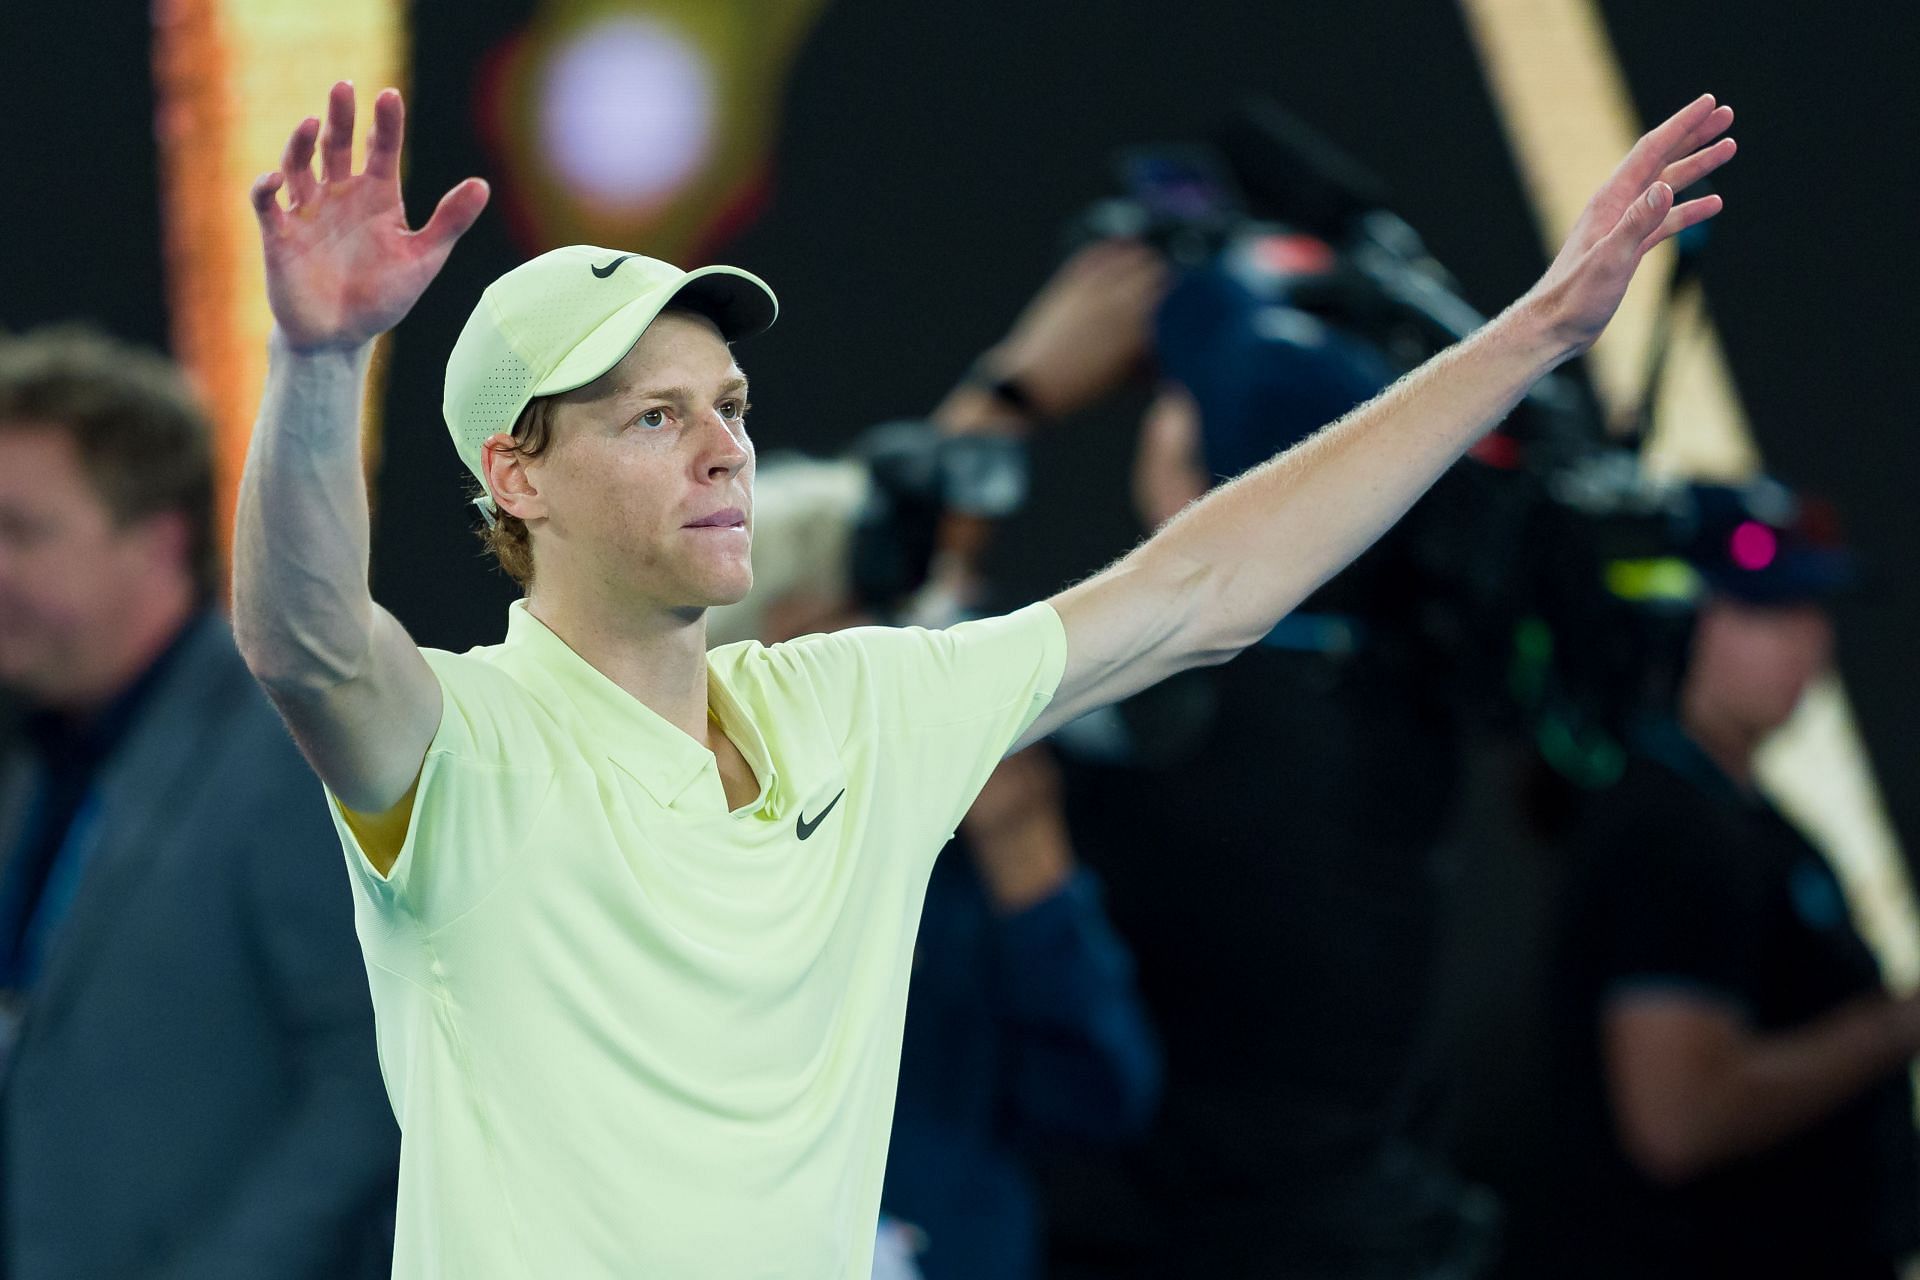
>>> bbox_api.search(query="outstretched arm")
[918,240,1165,614]
[1023,94,1736,743]
[233,83,488,827]
[1603,990,1920,1185]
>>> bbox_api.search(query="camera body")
[1073,102,1726,782]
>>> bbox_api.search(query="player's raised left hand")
[1524,93,1735,357]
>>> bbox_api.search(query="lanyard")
[7,788,106,993]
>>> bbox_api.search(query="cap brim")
[533,264,778,398]
[1703,547,1856,605]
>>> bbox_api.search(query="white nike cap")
[442,245,778,521]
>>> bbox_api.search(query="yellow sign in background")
[1459,0,1917,989]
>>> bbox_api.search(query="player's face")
[530,312,756,613]
[0,424,171,707]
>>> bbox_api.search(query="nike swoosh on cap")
[591,254,637,278]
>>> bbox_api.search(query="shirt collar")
[495,601,779,815]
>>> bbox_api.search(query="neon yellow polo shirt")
[328,600,1066,1279]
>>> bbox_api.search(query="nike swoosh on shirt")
[796,789,846,841]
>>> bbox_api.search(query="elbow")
[1180,628,1249,671]
[1150,558,1268,671]
[234,614,373,698]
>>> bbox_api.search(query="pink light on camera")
[1730,520,1778,571]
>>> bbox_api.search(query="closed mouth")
[685,507,747,530]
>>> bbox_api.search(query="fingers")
[1681,104,1735,156]
[415,177,491,252]
[1605,181,1674,257]
[1659,136,1736,195]
[319,81,356,183]
[365,88,404,182]
[280,116,320,206]
[1113,248,1169,316]
[249,171,286,232]
[1637,93,1718,163]
[1622,95,1731,188]
[1642,193,1725,251]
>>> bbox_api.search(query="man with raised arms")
[232,81,1733,1278]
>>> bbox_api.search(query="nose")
[695,407,751,481]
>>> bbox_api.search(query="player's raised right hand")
[250,82,489,354]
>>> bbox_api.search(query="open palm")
[1533,93,1736,355]
[250,82,489,353]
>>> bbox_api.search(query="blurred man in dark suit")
[0,328,398,1278]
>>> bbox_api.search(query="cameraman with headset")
[1529,485,1920,1280]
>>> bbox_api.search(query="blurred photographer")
[706,240,1167,1280]
[1039,115,1535,1280]
[1535,484,1920,1280]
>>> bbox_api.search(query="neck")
[524,585,715,743]
[1678,677,1760,791]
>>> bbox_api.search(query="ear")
[483,433,545,522]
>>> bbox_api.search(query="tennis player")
[233,82,1734,1278]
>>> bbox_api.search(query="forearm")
[231,334,380,690]
[1613,994,1919,1183]
[1134,301,1564,665]
[964,793,1074,914]
[995,871,1162,1139]
[1720,999,1913,1150]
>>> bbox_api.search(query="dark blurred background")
[6,1,1919,1272]
[4,0,1912,855]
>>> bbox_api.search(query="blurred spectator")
[889,741,1159,1279]
[1537,484,1920,1279]
[0,328,398,1278]
[1043,389,1498,1279]
[709,242,1166,1280]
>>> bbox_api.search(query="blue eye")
[638,408,667,429]
[720,399,748,421]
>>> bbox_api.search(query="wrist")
[1496,287,1592,372]
[967,352,1046,418]
[269,326,377,368]
[932,350,1048,435]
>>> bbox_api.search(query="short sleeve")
[1571,789,1767,1016]
[744,603,1067,852]
[327,648,557,936]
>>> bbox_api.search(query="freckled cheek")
[594,486,679,567]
